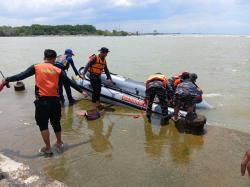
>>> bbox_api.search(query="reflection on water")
[40,104,250,186]
[143,116,204,164]
[144,120,170,158]
[46,156,70,183]
[169,131,204,165]
[0,95,249,186]
[87,116,114,153]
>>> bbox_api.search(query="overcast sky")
[0,0,249,34]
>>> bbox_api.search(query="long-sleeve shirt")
[82,56,111,80]
[66,56,79,76]
[147,80,173,96]
[175,80,202,97]
[54,55,79,76]
[6,64,83,97]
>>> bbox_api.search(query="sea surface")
[0,35,250,186]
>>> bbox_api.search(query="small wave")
[203,93,222,98]
[232,69,239,72]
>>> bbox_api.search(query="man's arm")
[67,56,79,76]
[5,65,35,82]
[60,71,84,93]
[166,83,174,96]
[82,60,95,76]
[104,65,112,80]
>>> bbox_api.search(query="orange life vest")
[146,74,168,88]
[88,55,107,75]
[173,78,181,89]
[34,63,61,97]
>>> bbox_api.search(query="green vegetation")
[0,24,129,36]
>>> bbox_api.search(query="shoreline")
[0,154,67,187]
[0,33,249,38]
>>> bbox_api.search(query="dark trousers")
[145,85,168,117]
[89,74,102,103]
[174,94,195,108]
[34,97,61,133]
[58,70,74,102]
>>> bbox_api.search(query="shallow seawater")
[1,35,250,132]
[0,35,250,186]
[43,102,250,186]
[0,92,249,186]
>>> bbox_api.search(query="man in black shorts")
[1,49,87,156]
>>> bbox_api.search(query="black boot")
[146,112,151,123]
[160,115,170,126]
[185,112,197,123]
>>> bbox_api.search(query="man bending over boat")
[55,49,80,105]
[172,73,202,122]
[0,49,87,156]
[145,73,173,125]
[81,47,113,110]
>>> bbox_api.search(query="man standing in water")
[81,47,113,110]
[55,49,80,105]
[0,49,87,156]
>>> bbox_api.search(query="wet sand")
[0,154,67,187]
[0,92,250,186]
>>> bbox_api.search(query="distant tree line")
[0,24,129,36]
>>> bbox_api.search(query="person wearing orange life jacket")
[81,47,113,110]
[0,49,87,156]
[145,73,173,125]
[172,72,202,122]
[170,71,190,90]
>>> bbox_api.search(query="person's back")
[172,74,201,122]
[171,72,190,90]
[146,74,168,89]
[1,49,86,156]
[176,80,202,97]
[34,63,61,97]
[55,55,69,70]
[145,73,170,125]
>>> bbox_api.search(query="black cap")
[190,73,198,82]
[99,47,110,53]
[181,72,190,80]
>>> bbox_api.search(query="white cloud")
[109,0,160,7]
[0,0,90,12]
[95,11,250,34]
[112,0,133,7]
[0,0,94,25]
[0,0,249,34]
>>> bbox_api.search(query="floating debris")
[75,110,87,116]
[23,122,32,126]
